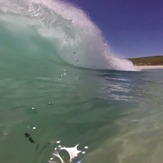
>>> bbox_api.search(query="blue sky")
[67,0,163,58]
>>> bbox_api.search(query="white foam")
[0,0,137,71]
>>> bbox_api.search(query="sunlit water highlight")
[0,0,163,163]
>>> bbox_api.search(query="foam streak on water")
[0,0,136,71]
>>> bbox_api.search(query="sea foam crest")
[0,0,137,71]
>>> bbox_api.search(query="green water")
[1,48,163,163]
[0,1,163,162]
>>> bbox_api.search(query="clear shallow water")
[0,1,163,163]
[0,55,163,163]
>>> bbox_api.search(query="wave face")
[0,0,136,71]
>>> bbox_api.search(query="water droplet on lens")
[50,157,53,161]
[48,102,53,106]
[84,146,88,149]
[32,126,36,130]
[56,140,61,144]
[49,143,84,163]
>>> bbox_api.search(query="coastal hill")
[128,56,163,66]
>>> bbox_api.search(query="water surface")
[0,0,163,162]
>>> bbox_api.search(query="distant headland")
[128,56,163,66]
[128,56,163,70]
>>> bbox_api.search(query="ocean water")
[0,0,163,163]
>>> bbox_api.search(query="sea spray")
[0,0,136,71]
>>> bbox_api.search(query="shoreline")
[134,65,163,70]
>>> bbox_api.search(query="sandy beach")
[135,65,163,70]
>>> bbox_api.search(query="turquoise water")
[1,1,163,163]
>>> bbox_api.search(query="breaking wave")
[0,0,136,71]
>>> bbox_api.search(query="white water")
[0,0,136,71]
